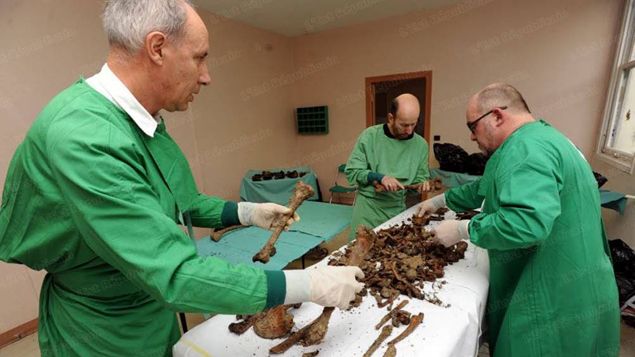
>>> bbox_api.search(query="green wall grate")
[296,105,328,135]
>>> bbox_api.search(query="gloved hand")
[237,202,300,231]
[380,176,404,192]
[283,266,365,310]
[415,193,446,217]
[431,220,470,247]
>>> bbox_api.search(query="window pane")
[630,31,635,61]
[612,68,635,154]
[630,4,635,61]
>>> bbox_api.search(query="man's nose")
[200,66,211,85]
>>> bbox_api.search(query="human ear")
[145,31,167,65]
[493,108,505,126]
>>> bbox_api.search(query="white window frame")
[598,0,635,174]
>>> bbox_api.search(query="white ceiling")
[193,0,463,37]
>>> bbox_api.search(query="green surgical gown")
[0,80,285,356]
[346,125,429,238]
[446,120,620,356]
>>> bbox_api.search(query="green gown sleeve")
[47,118,284,314]
[445,179,484,211]
[412,142,430,184]
[468,144,562,250]
[188,194,240,228]
[345,132,375,187]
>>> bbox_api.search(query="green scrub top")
[446,120,620,356]
[346,125,429,238]
[0,80,285,356]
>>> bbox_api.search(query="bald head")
[466,83,535,155]
[470,83,530,115]
[390,93,420,119]
[387,93,420,139]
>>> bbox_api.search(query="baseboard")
[0,319,38,349]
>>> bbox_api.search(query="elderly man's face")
[161,6,211,112]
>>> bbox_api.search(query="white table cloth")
[174,205,489,357]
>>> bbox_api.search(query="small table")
[430,169,629,215]
[600,189,628,215]
[194,201,352,270]
[240,166,321,205]
[430,168,480,188]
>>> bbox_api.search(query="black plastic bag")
[609,239,635,326]
[466,153,489,176]
[433,143,469,173]
[593,171,608,188]
[610,239,635,277]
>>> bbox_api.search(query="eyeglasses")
[467,106,507,133]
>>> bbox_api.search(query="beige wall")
[0,0,296,334]
[0,0,632,336]
[177,10,297,198]
[0,0,108,335]
[289,0,625,197]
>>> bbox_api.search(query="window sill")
[595,151,635,174]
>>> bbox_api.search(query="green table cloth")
[430,169,628,215]
[195,201,352,270]
[430,168,480,188]
[239,166,320,205]
[600,189,628,215]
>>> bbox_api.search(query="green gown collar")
[139,119,199,214]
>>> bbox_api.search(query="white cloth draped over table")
[174,205,490,357]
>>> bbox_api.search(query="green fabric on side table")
[240,166,319,205]
[429,168,480,188]
[600,189,627,215]
[196,201,352,270]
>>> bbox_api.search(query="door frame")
[365,71,432,144]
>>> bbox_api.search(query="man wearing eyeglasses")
[345,93,430,240]
[417,83,620,356]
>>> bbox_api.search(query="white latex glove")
[237,202,300,230]
[415,193,446,217]
[283,266,365,309]
[432,220,470,247]
[380,176,404,192]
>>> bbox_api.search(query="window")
[599,0,635,173]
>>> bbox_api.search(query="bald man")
[345,93,430,239]
[417,83,620,356]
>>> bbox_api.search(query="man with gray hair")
[417,83,620,356]
[0,1,363,356]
